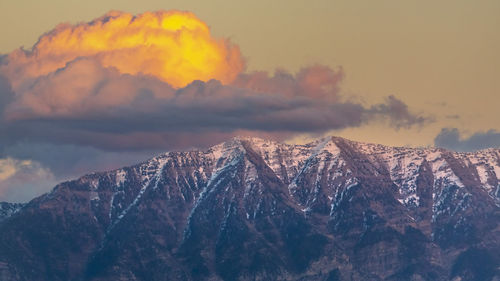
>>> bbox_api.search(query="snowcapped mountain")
[0,136,499,280]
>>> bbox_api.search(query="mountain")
[0,202,25,223]
[0,136,499,281]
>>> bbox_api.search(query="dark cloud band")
[434,128,500,152]
[0,60,430,151]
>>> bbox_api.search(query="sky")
[0,0,499,202]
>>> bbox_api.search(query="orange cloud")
[2,10,244,89]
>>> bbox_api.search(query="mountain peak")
[1,135,499,280]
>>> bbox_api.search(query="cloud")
[0,74,14,116]
[0,10,435,201]
[0,157,55,202]
[1,142,158,178]
[0,58,430,151]
[0,11,430,151]
[233,65,343,101]
[369,95,431,129]
[1,10,244,89]
[434,128,500,152]
[0,158,20,181]
[3,58,174,119]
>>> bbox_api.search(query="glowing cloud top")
[4,10,244,88]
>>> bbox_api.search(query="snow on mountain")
[84,136,500,230]
[0,136,499,281]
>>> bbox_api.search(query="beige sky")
[1,0,499,147]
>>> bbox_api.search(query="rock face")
[0,203,24,223]
[0,136,499,281]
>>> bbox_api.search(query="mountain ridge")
[0,136,499,280]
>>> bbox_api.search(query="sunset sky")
[0,0,499,202]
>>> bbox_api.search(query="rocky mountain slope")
[0,202,25,223]
[0,136,499,281]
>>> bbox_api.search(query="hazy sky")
[0,0,499,201]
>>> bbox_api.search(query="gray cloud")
[0,75,14,116]
[0,59,430,151]
[434,128,500,152]
[1,143,159,178]
[369,95,431,129]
